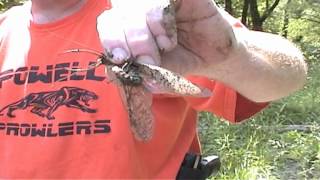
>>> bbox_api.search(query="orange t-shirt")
[0,1,267,178]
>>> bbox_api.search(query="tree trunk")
[281,0,292,38]
[241,0,250,26]
[249,0,263,31]
[248,0,281,31]
[261,0,281,22]
[225,0,233,15]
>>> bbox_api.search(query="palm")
[161,0,236,75]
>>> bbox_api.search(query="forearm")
[203,28,307,102]
[95,0,307,103]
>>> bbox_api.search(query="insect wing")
[119,84,154,141]
[138,63,212,97]
[108,64,154,141]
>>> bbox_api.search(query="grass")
[199,61,320,180]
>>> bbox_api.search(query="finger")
[146,1,177,52]
[175,0,218,21]
[136,55,158,65]
[123,12,161,66]
[97,9,131,64]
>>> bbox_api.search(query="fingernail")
[111,48,129,64]
[156,35,175,51]
[136,55,158,66]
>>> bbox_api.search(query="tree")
[225,0,233,15]
[221,0,281,31]
[281,0,292,38]
[248,0,281,31]
[241,0,250,26]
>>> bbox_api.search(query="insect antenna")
[54,48,106,83]
[61,48,103,57]
[59,48,113,65]
[65,58,104,72]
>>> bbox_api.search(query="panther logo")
[0,86,98,120]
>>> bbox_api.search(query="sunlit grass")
[199,61,320,179]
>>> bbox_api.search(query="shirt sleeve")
[185,76,269,123]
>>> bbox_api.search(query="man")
[0,0,307,178]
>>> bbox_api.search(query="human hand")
[97,0,238,75]
[97,0,307,103]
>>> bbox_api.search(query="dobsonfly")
[61,48,212,141]
[33,0,210,141]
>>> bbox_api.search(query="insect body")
[62,49,211,141]
[111,62,142,86]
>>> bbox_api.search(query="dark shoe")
[176,153,221,180]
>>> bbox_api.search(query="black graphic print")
[0,87,98,120]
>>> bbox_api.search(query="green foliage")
[0,0,24,11]
[200,62,320,178]
[264,0,320,64]
[201,0,320,179]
